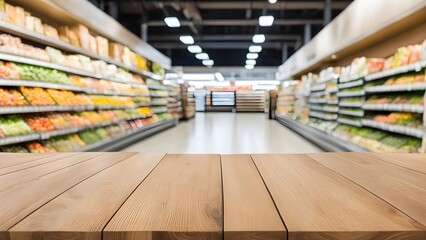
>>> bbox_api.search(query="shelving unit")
[180,84,195,120]
[235,91,265,112]
[166,85,183,119]
[209,91,236,112]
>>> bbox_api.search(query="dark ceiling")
[89,0,353,67]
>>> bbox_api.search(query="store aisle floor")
[123,113,322,153]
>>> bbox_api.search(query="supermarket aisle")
[123,113,322,153]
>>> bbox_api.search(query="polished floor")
[123,113,322,153]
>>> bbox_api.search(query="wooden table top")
[0,152,425,240]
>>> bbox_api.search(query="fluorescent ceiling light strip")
[249,45,262,53]
[252,34,265,43]
[164,17,180,27]
[187,45,202,53]
[179,35,194,44]
[245,65,254,70]
[268,0,278,4]
[203,60,214,66]
[215,72,225,81]
[246,59,256,65]
[259,16,274,26]
[247,53,259,59]
[196,53,209,60]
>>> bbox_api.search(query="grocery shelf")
[317,75,339,84]
[151,103,168,107]
[327,100,339,105]
[364,83,426,93]
[150,94,168,98]
[325,87,339,94]
[365,61,426,82]
[339,102,364,108]
[309,111,338,121]
[0,52,147,87]
[0,133,40,146]
[339,109,364,117]
[362,104,424,113]
[311,84,326,92]
[78,119,177,152]
[361,119,423,138]
[337,118,363,127]
[0,21,164,80]
[308,99,327,104]
[0,104,139,115]
[310,105,339,113]
[148,85,167,90]
[0,79,138,97]
[337,90,365,98]
[152,108,168,114]
[338,79,364,89]
[275,114,367,152]
[339,76,363,83]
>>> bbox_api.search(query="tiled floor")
[122,112,323,153]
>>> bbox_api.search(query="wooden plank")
[104,154,222,240]
[0,153,61,169]
[0,152,134,240]
[365,153,426,174]
[0,153,78,176]
[9,153,165,240]
[252,154,426,240]
[307,152,426,227]
[221,154,286,240]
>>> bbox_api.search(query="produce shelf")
[364,83,426,93]
[327,100,339,105]
[317,75,339,84]
[361,119,423,138]
[0,133,40,146]
[0,21,164,80]
[78,119,177,151]
[311,84,326,92]
[325,87,339,94]
[275,114,367,152]
[148,85,167,90]
[339,109,364,117]
[0,104,139,115]
[362,104,424,113]
[152,108,168,114]
[150,94,168,98]
[151,103,168,107]
[365,61,426,82]
[338,79,364,89]
[309,111,338,121]
[308,99,327,104]
[310,105,339,113]
[0,79,138,97]
[337,90,365,98]
[339,102,364,108]
[337,118,363,127]
[339,76,363,83]
[0,52,146,87]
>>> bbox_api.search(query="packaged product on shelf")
[33,17,43,35]
[91,60,108,74]
[80,111,105,124]
[47,89,92,105]
[422,39,426,61]
[47,113,72,129]
[0,115,33,137]
[0,88,27,106]
[0,61,20,79]
[95,128,109,139]
[43,24,59,40]
[14,6,25,27]
[88,34,97,53]
[20,87,56,105]
[0,0,5,21]
[25,15,36,32]
[109,43,123,62]
[68,113,91,127]
[71,24,90,50]
[25,115,55,132]
[63,55,83,69]
[13,63,70,85]
[96,36,109,58]
[26,141,56,153]
[121,46,132,66]
[5,3,16,24]
[46,47,65,65]
[45,134,85,152]
[79,130,101,144]
[136,55,149,71]
[59,26,80,46]
[77,55,94,72]
[99,110,118,121]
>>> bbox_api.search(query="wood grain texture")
[252,154,426,240]
[366,153,426,174]
[0,153,78,176]
[221,154,286,240]
[9,153,165,240]
[104,154,222,240]
[0,153,64,169]
[0,152,134,240]
[308,152,426,227]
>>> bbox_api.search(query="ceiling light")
[215,72,225,81]
[268,0,278,3]
[252,34,265,43]
[259,15,274,26]
[247,53,259,59]
[245,65,254,70]
[249,45,262,53]
[164,17,180,28]
[179,35,194,44]
[203,60,214,66]
[196,53,209,60]
[187,45,202,53]
[246,60,256,65]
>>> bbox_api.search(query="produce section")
[276,39,426,153]
[0,1,181,152]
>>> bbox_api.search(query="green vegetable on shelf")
[13,63,71,85]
